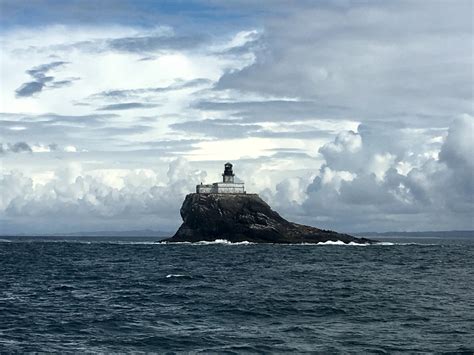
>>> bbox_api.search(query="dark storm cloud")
[97,103,159,111]
[15,61,78,97]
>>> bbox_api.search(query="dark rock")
[165,193,374,244]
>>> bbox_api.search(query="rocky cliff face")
[165,193,373,244]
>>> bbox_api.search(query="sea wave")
[309,240,368,246]
[164,239,372,246]
[161,239,253,245]
[0,236,470,353]
[0,238,438,246]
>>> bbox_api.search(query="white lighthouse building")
[196,163,246,194]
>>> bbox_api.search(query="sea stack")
[165,163,373,244]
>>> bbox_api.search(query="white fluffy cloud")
[0,159,207,234]
[263,117,474,232]
[1,118,472,234]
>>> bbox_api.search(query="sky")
[0,0,473,235]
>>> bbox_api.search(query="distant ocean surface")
[1,236,473,353]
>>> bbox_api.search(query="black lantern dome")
[222,162,234,183]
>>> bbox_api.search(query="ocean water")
[0,236,473,353]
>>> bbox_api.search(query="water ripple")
[0,238,473,352]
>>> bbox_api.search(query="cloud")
[92,78,212,101]
[438,115,474,202]
[107,33,207,53]
[1,2,472,234]
[0,141,81,155]
[214,1,473,126]
[262,117,474,232]
[1,118,472,234]
[439,115,474,171]
[170,118,262,138]
[12,27,213,57]
[25,61,67,78]
[63,145,77,152]
[15,81,46,97]
[194,100,346,123]
[0,112,127,150]
[97,102,159,111]
[1,142,33,154]
[0,159,207,234]
[170,117,336,140]
[15,61,77,97]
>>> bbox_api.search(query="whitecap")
[308,240,368,246]
[166,274,186,278]
[162,239,253,245]
[108,241,162,245]
[374,242,395,246]
[195,239,253,245]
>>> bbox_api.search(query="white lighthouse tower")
[196,163,245,194]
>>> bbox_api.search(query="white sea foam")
[195,239,253,245]
[166,274,186,278]
[158,239,436,246]
[160,239,253,245]
[297,240,368,246]
[163,239,374,246]
[109,241,162,245]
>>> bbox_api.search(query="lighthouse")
[222,162,235,183]
[196,162,245,194]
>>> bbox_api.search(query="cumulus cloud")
[439,115,474,171]
[1,118,472,234]
[263,117,474,232]
[0,159,207,234]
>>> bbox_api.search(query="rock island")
[165,163,373,244]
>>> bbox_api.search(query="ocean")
[0,236,473,353]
